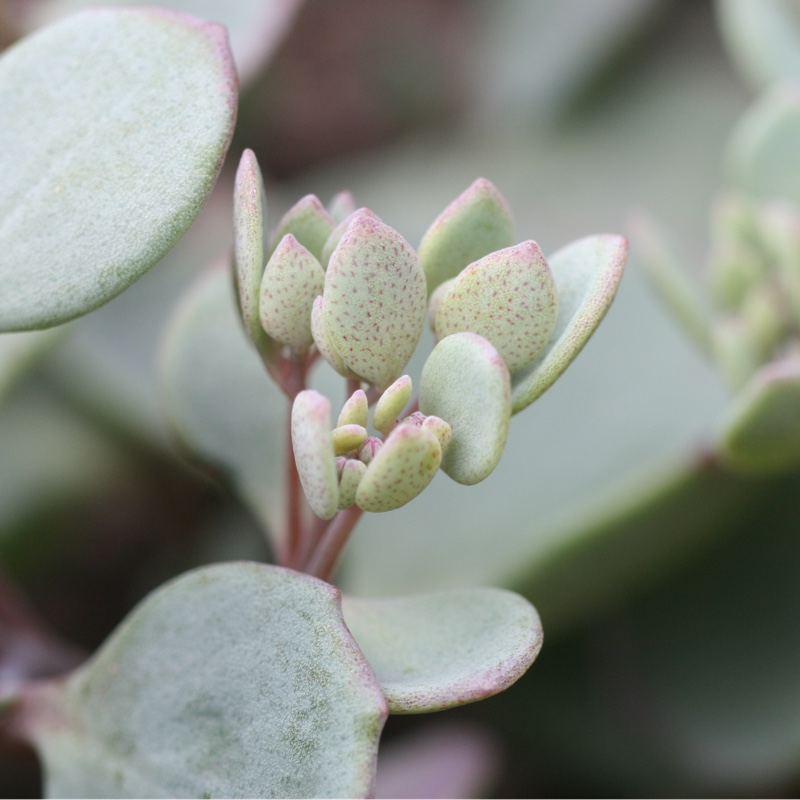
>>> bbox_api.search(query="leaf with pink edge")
[342,588,542,713]
[0,8,237,331]
[18,563,388,798]
[418,178,515,296]
[510,234,628,413]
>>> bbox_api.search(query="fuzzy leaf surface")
[342,588,542,713]
[0,8,237,331]
[23,563,388,799]
[510,234,627,412]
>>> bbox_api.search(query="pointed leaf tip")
[419,178,515,296]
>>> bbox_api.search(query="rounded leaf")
[718,356,800,473]
[419,332,511,485]
[373,375,413,435]
[260,234,325,352]
[434,241,559,374]
[356,424,442,513]
[0,8,238,331]
[338,388,369,428]
[22,563,388,798]
[338,457,367,509]
[292,390,339,520]
[419,178,515,295]
[342,588,542,713]
[332,423,369,455]
[510,234,627,413]
[319,216,427,389]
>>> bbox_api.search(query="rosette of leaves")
[639,87,800,473]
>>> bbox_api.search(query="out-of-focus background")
[4,0,800,796]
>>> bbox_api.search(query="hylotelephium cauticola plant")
[233,148,629,583]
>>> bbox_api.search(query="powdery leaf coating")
[23,563,388,798]
[418,178,515,296]
[338,389,369,428]
[419,332,511,485]
[291,390,339,520]
[311,295,347,376]
[718,356,800,472]
[234,149,271,350]
[511,234,628,413]
[338,458,367,509]
[320,208,381,268]
[342,587,542,713]
[259,234,325,352]
[332,424,368,455]
[269,195,335,262]
[421,414,452,454]
[427,277,456,330]
[318,216,427,389]
[373,375,413,435]
[434,241,559,374]
[0,7,238,331]
[356,424,442,513]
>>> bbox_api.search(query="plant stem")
[303,505,364,583]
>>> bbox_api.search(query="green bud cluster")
[234,150,627,518]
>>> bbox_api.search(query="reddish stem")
[303,505,364,583]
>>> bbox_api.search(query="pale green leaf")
[342,588,542,713]
[355,424,441,513]
[269,195,335,262]
[292,390,339,520]
[21,0,303,85]
[318,216,427,389]
[234,148,273,353]
[433,240,559,373]
[0,8,237,331]
[159,266,287,546]
[419,332,510,485]
[21,563,388,798]
[260,234,325,353]
[373,375,412,435]
[418,178,514,296]
[510,234,627,413]
[718,356,800,472]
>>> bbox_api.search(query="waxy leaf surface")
[23,563,388,798]
[510,234,627,412]
[419,332,511,485]
[342,588,542,713]
[0,8,237,330]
